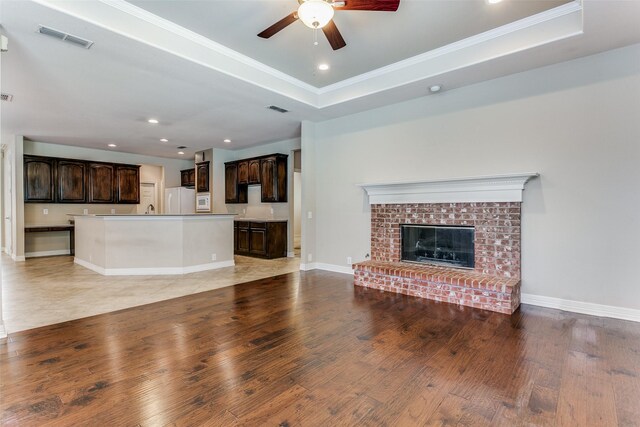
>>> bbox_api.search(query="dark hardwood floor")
[1,270,639,426]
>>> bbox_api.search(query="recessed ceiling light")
[486,0,503,4]
[178,151,185,155]
[108,143,117,147]
[429,84,442,93]
[224,139,231,143]
[318,63,330,71]
[160,138,168,142]
[148,118,159,124]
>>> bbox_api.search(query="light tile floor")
[1,254,300,333]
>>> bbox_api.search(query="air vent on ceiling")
[1,93,13,102]
[177,146,187,149]
[267,105,289,113]
[37,25,94,49]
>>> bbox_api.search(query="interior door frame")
[1,144,13,255]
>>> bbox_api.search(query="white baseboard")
[300,262,354,275]
[287,251,295,258]
[11,253,25,262]
[522,293,640,323]
[299,262,316,271]
[74,258,235,276]
[315,263,355,275]
[0,322,7,339]
[25,249,71,258]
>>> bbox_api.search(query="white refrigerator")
[164,187,195,214]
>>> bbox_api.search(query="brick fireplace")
[354,174,537,314]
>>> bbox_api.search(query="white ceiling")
[1,0,639,159]
[128,0,569,86]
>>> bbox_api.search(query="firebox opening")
[401,224,475,269]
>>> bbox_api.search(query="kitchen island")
[73,214,235,275]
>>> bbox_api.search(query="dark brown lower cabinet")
[236,222,250,253]
[234,220,287,259]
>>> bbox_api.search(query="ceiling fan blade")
[333,0,400,11]
[257,12,298,38]
[322,20,346,50]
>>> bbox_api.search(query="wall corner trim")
[521,293,640,323]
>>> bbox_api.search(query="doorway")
[292,149,301,257]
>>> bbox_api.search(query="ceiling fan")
[258,0,400,51]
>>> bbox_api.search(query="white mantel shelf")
[359,173,539,204]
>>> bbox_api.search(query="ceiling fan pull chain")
[314,28,319,46]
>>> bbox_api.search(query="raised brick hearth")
[353,260,521,314]
[354,202,523,314]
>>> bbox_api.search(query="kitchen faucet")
[145,204,155,214]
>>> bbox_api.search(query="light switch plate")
[43,208,48,215]
[83,209,88,215]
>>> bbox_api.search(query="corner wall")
[311,43,640,312]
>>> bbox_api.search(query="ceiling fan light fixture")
[298,0,335,29]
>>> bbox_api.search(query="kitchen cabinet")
[233,220,287,259]
[57,159,87,203]
[235,221,250,253]
[88,163,115,203]
[180,168,195,187]
[196,161,209,193]
[260,155,287,203]
[24,154,140,204]
[115,165,140,204]
[237,161,248,185]
[24,155,55,203]
[225,163,238,203]
[224,153,287,204]
[225,162,247,203]
[248,159,261,184]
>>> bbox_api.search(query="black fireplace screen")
[401,224,475,269]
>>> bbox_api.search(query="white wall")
[308,43,640,311]
[212,138,301,254]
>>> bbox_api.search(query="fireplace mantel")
[359,173,539,204]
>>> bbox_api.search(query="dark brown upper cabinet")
[24,155,55,203]
[225,154,287,204]
[260,155,288,203]
[225,163,238,203]
[196,161,209,193]
[237,161,248,185]
[88,163,116,203]
[180,168,195,187]
[25,155,140,204]
[115,165,140,204]
[57,160,87,203]
[248,159,261,184]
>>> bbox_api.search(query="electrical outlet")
[43,208,48,215]
[347,257,352,265]
[307,253,312,262]
[270,208,274,215]
[83,209,89,215]
[307,211,313,219]
[111,209,116,214]
[211,253,217,261]
[242,208,246,214]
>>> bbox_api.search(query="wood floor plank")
[1,269,639,426]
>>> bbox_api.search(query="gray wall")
[306,43,640,310]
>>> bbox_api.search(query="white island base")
[74,214,235,275]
